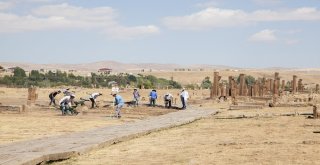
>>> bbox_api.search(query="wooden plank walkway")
[0,109,217,165]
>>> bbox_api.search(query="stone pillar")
[270,79,274,94]
[281,80,286,91]
[273,78,279,97]
[245,83,249,96]
[258,82,263,97]
[292,75,297,94]
[261,78,266,96]
[237,84,240,96]
[256,81,260,97]
[27,87,37,105]
[275,72,280,93]
[298,79,303,92]
[248,86,253,97]
[221,84,227,97]
[230,78,237,98]
[210,72,220,98]
[239,74,245,96]
[228,76,233,96]
[265,79,270,91]
[252,82,256,97]
[316,84,319,94]
[253,81,258,97]
[314,105,320,119]
[275,72,279,79]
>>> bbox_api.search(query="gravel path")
[0,109,217,165]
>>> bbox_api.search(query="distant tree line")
[0,67,182,89]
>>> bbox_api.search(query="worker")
[112,93,124,118]
[180,88,189,110]
[133,88,140,107]
[164,93,173,108]
[59,94,75,115]
[149,89,158,107]
[89,92,102,108]
[49,90,61,106]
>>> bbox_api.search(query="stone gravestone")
[27,87,38,106]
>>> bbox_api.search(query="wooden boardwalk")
[0,109,217,165]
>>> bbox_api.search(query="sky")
[0,0,319,68]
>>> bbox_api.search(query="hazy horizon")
[1,60,318,70]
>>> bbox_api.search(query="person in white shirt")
[164,93,173,108]
[180,88,189,110]
[59,94,75,115]
[89,93,102,108]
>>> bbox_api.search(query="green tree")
[201,76,212,89]
[143,79,153,89]
[245,75,256,86]
[127,75,137,82]
[237,75,256,86]
[169,80,182,89]
[29,70,44,81]
[13,67,26,78]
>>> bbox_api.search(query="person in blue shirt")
[112,93,124,118]
[149,89,158,107]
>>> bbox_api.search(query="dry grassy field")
[54,107,320,165]
[146,70,320,85]
[1,69,320,164]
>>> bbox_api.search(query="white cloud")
[249,29,277,42]
[0,3,159,39]
[163,7,320,30]
[250,29,302,44]
[252,0,282,6]
[163,8,248,30]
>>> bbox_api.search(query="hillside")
[0,61,238,72]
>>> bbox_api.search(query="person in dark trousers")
[49,90,61,106]
[89,93,102,108]
[180,88,189,110]
[164,93,173,108]
[149,89,158,107]
[59,94,75,115]
[133,88,140,107]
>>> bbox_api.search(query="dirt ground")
[54,106,320,165]
[0,87,180,145]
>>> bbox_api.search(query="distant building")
[98,68,112,74]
